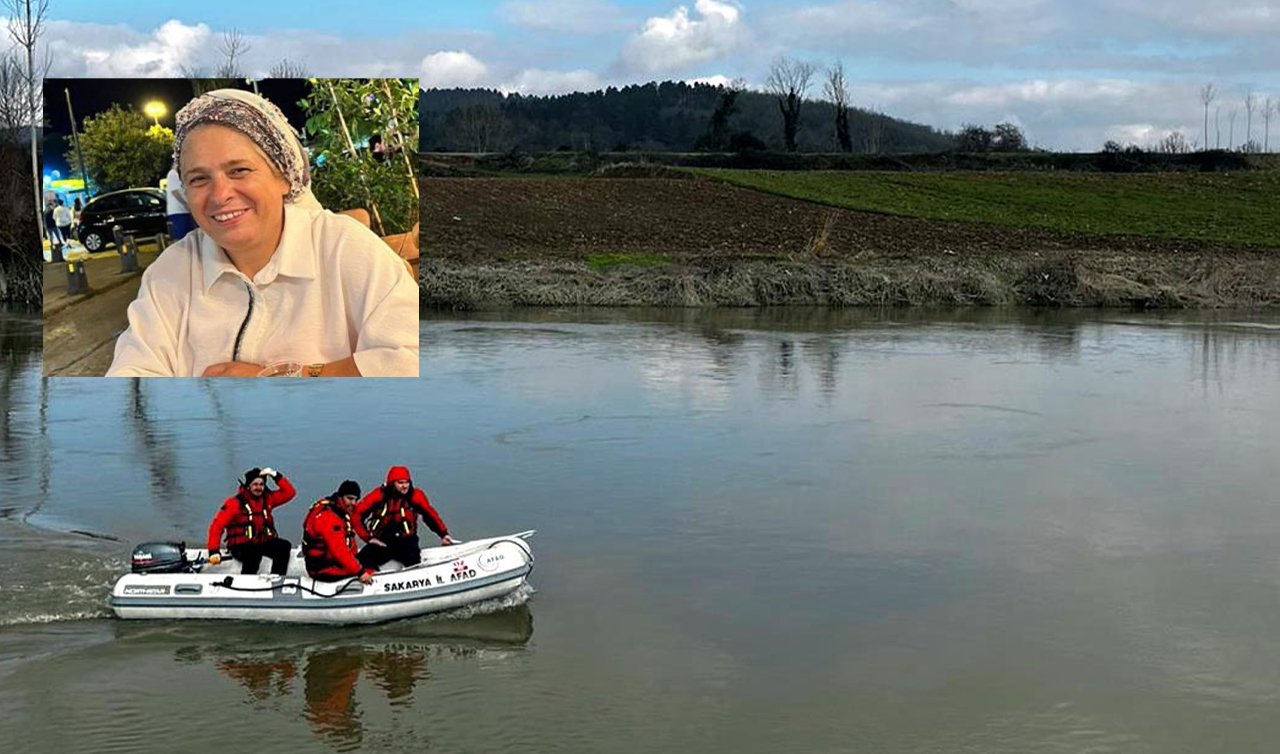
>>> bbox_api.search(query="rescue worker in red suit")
[206,467,296,575]
[353,465,453,570]
[303,480,375,583]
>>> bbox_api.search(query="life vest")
[303,499,354,570]
[363,490,417,539]
[225,492,277,547]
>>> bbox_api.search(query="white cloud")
[688,74,736,87]
[619,0,747,75]
[47,19,213,77]
[499,0,630,33]
[1099,0,1280,36]
[42,19,484,79]
[503,68,604,95]
[774,0,1060,60]
[421,51,490,88]
[844,77,1238,150]
[940,79,1143,108]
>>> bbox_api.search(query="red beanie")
[385,465,412,483]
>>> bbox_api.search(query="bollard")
[49,240,64,264]
[120,234,139,273]
[66,258,88,295]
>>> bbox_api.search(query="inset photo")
[42,77,420,377]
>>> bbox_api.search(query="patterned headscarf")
[173,89,312,204]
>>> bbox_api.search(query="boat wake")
[433,582,536,621]
[0,607,112,626]
[0,524,123,627]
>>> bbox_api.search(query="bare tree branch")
[824,60,851,152]
[216,28,249,78]
[267,58,309,78]
[1198,83,1216,152]
[766,57,815,152]
[4,0,50,255]
[1244,92,1257,152]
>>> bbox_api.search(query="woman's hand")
[202,361,266,377]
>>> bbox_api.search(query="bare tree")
[1214,104,1221,148]
[5,0,50,245]
[1264,97,1275,153]
[766,56,815,152]
[1198,83,1216,151]
[267,58,308,79]
[448,104,511,153]
[0,52,25,135]
[216,28,250,78]
[0,41,39,301]
[1227,108,1237,150]
[864,108,886,154]
[1244,92,1257,152]
[824,60,852,152]
[1155,130,1191,154]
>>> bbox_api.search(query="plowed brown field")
[422,176,1280,309]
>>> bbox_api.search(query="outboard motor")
[130,542,193,574]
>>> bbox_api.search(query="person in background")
[72,197,83,237]
[44,194,61,244]
[164,167,197,241]
[302,480,375,583]
[52,199,73,247]
[353,465,453,571]
[207,466,296,575]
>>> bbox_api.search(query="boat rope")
[213,575,362,598]
[486,538,535,578]
[210,539,533,596]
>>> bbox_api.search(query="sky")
[30,0,1280,151]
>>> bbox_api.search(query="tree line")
[423,76,957,155]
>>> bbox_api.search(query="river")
[2,307,1279,753]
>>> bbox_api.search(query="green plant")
[586,252,667,271]
[300,78,419,235]
[66,105,173,192]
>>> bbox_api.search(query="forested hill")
[422,82,956,154]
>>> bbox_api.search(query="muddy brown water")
[3,307,1280,753]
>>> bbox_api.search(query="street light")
[144,100,166,127]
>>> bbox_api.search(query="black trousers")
[229,537,293,576]
[357,534,421,570]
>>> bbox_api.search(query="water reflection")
[127,379,189,507]
[141,606,533,751]
[0,312,39,475]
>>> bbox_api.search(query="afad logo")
[450,559,476,582]
[477,551,506,572]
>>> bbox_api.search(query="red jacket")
[353,486,447,542]
[207,475,296,551]
[302,499,369,579]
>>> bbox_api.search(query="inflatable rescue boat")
[110,531,535,624]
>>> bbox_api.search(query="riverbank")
[423,174,1280,310]
[424,253,1280,309]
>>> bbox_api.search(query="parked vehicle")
[76,188,168,252]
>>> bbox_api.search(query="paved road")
[42,250,158,376]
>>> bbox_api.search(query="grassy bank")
[424,172,1280,310]
[424,253,1280,310]
[694,169,1280,249]
[422,150,1277,177]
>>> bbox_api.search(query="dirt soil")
[423,176,1280,309]
[427,176,1273,260]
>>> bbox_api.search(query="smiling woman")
[106,87,419,378]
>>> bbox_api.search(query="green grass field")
[695,169,1280,248]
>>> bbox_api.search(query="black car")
[76,188,168,252]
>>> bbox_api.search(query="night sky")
[42,78,311,180]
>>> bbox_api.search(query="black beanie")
[241,467,262,486]
[335,480,361,499]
